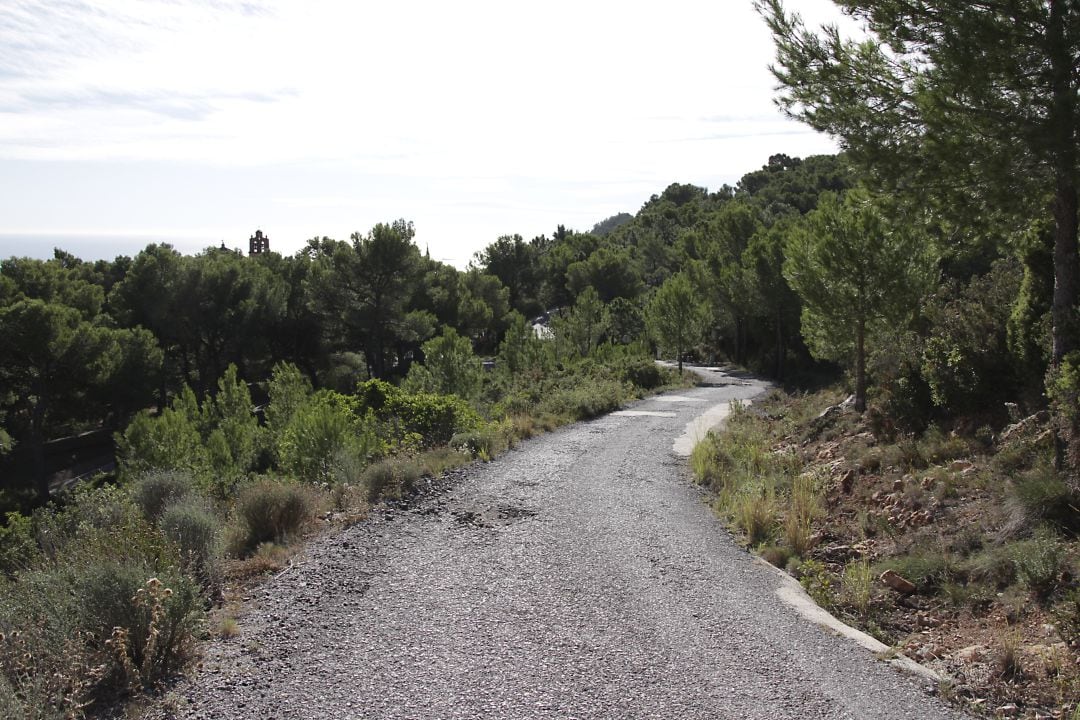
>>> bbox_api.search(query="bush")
[733,492,776,547]
[115,389,207,479]
[760,544,792,568]
[75,564,203,691]
[876,547,962,593]
[1010,464,1080,532]
[842,559,874,616]
[1010,527,1066,601]
[362,459,424,502]
[0,512,38,575]
[919,261,1023,419]
[130,469,195,523]
[159,499,220,593]
[798,558,835,608]
[619,357,664,390]
[0,531,203,713]
[278,392,380,484]
[968,545,1018,589]
[450,421,513,460]
[230,480,314,555]
[541,377,627,421]
[412,326,483,400]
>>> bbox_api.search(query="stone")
[839,468,855,494]
[879,569,916,594]
[953,645,985,663]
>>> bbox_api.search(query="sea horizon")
[0,233,238,262]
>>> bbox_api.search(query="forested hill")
[0,143,1070,513]
[0,153,850,505]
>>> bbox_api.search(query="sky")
[0,0,854,268]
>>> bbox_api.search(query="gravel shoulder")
[154,370,967,720]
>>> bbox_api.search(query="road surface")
[158,367,964,720]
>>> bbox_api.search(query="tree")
[783,191,935,411]
[0,300,121,500]
[647,273,706,373]
[404,327,483,400]
[474,234,544,317]
[565,286,607,357]
[308,221,423,378]
[565,246,644,303]
[758,0,1080,368]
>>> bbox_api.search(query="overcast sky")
[0,0,853,267]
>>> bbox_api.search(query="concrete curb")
[670,365,946,686]
[760,556,943,683]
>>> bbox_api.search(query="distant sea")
[0,234,231,262]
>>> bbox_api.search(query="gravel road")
[158,368,966,720]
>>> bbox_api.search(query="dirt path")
[156,370,966,719]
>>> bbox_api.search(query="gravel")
[153,370,967,720]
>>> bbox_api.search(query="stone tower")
[249,229,270,255]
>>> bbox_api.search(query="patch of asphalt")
[149,372,966,720]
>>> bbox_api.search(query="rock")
[892,478,904,492]
[880,569,916,594]
[839,468,855,494]
[1035,429,1055,446]
[953,645,985,663]
[995,703,1019,717]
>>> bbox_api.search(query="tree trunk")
[1046,0,1080,480]
[1048,0,1080,366]
[774,308,784,380]
[855,317,867,413]
[30,387,48,503]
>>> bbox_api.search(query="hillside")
[693,385,1080,718]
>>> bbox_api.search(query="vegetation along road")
[160,369,964,720]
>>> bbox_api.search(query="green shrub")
[917,425,972,465]
[876,547,962,593]
[0,527,203,713]
[265,362,313,443]
[760,544,792,568]
[412,326,483,400]
[450,421,513,460]
[32,483,143,560]
[919,261,1023,418]
[362,459,424,502]
[0,512,38,575]
[130,469,195,523]
[159,499,220,593]
[278,391,380,484]
[842,559,874,616]
[968,545,1018,589]
[75,564,203,690]
[1010,464,1080,532]
[359,380,482,447]
[734,492,776,547]
[798,558,835,608]
[230,480,314,555]
[0,578,91,720]
[115,389,208,479]
[1010,527,1066,600]
[619,358,663,390]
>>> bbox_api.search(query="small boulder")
[879,569,916,594]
